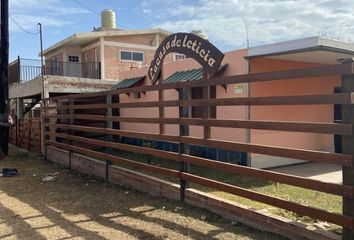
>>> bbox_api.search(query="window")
[174,53,187,61]
[120,50,144,62]
[68,55,79,62]
[191,86,216,118]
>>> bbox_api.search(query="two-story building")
[9,9,179,118]
[42,10,173,81]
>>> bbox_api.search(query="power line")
[72,0,99,15]
[9,15,39,35]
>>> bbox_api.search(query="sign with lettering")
[148,32,224,85]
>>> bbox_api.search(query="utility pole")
[0,0,9,155]
[38,23,44,98]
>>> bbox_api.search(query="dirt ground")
[0,146,288,240]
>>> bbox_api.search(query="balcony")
[9,58,101,85]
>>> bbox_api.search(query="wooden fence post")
[179,88,190,202]
[341,60,354,240]
[113,94,120,142]
[158,67,165,135]
[68,98,74,168]
[202,71,211,139]
[105,94,113,180]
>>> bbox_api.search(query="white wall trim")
[63,50,67,76]
[44,50,63,60]
[104,40,157,50]
[81,41,100,52]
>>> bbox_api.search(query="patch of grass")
[111,149,342,230]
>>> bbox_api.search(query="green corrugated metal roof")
[113,65,227,89]
[112,76,145,89]
[163,64,227,85]
[163,68,203,84]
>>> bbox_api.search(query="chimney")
[101,9,116,29]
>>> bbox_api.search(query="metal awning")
[164,65,227,85]
[112,76,145,89]
[164,68,203,84]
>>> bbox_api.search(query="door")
[67,55,81,77]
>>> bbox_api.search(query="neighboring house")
[114,36,354,168]
[9,9,177,118]
[42,26,172,81]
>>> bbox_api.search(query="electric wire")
[9,15,39,35]
[72,0,99,15]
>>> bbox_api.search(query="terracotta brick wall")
[104,45,158,80]
[82,46,100,79]
[82,47,99,63]
[104,33,158,45]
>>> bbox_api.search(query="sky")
[8,0,354,62]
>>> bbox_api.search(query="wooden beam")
[44,114,352,135]
[341,69,354,239]
[44,133,354,198]
[43,63,354,101]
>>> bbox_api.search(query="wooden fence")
[43,62,354,239]
[10,119,41,153]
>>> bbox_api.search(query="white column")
[63,50,67,76]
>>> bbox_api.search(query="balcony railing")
[9,58,101,84]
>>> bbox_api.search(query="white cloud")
[140,0,354,50]
[9,0,89,32]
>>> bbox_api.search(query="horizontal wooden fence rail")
[44,137,354,229]
[44,114,352,136]
[180,172,354,229]
[43,62,354,101]
[44,129,354,198]
[45,123,352,166]
[42,62,354,238]
[48,93,354,110]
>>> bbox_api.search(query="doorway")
[67,55,81,77]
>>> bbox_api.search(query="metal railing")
[9,58,101,84]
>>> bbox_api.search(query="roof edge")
[42,28,172,55]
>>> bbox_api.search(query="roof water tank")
[191,30,208,40]
[101,9,116,29]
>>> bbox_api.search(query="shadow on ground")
[0,146,288,240]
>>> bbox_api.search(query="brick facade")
[104,45,157,80]
[104,33,158,45]
[44,32,175,81]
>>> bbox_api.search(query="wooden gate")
[9,119,41,153]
